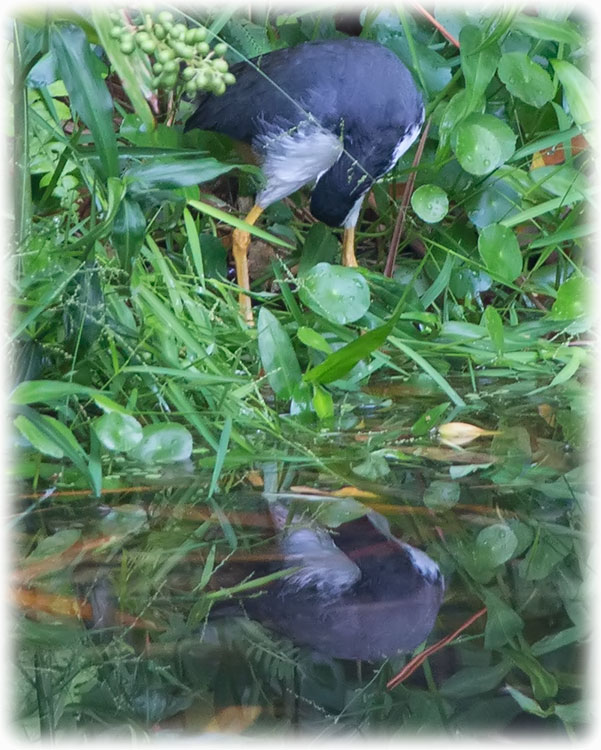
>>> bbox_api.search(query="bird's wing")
[281,526,362,595]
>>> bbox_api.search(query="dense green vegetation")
[11,4,590,739]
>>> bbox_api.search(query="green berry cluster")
[109,10,235,95]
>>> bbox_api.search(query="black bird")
[234,497,444,661]
[185,38,424,323]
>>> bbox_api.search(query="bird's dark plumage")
[185,38,424,227]
[231,503,444,662]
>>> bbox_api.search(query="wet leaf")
[551,276,591,320]
[423,479,460,510]
[475,524,518,567]
[465,175,520,228]
[552,59,594,125]
[478,224,522,282]
[453,113,516,175]
[93,412,143,453]
[506,519,534,557]
[299,263,370,324]
[497,53,554,107]
[411,184,449,223]
[460,26,501,109]
[129,423,193,464]
[257,307,302,399]
[440,662,510,698]
[484,589,524,648]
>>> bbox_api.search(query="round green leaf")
[551,276,591,320]
[299,263,370,324]
[453,114,516,175]
[129,423,193,464]
[498,53,554,107]
[411,185,449,223]
[478,224,522,282]
[465,176,520,228]
[94,412,143,453]
[475,524,518,567]
[423,480,460,510]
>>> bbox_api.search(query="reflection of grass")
[12,4,590,738]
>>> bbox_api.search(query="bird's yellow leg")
[341,227,358,267]
[232,204,264,325]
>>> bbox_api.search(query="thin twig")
[384,118,431,278]
[387,606,487,690]
[412,2,461,48]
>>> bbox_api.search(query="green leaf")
[478,224,522,282]
[505,686,551,718]
[411,401,451,437]
[531,626,584,657]
[453,114,516,175]
[298,224,338,275]
[26,529,82,562]
[460,26,501,110]
[497,53,554,107]
[257,308,302,400]
[14,414,65,458]
[111,197,146,271]
[484,589,524,648]
[11,380,114,407]
[187,199,294,249]
[518,529,572,581]
[465,175,520,228]
[312,384,334,420]
[387,336,467,407]
[93,412,143,453]
[314,497,370,528]
[530,165,588,204]
[552,59,595,125]
[303,297,405,385]
[440,662,510,698]
[411,185,449,223]
[129,423,193,464]
[298,263,370,324]
[423,480,460,510]
[554,701,588,725]
[476,524,518,567]
[51,23,119,178]
[483,305,505,355]
[297,326,333,354]
[512,14,585,47]
[551,277,591,320]
[504,648,558,701]
[126,157,242,192]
